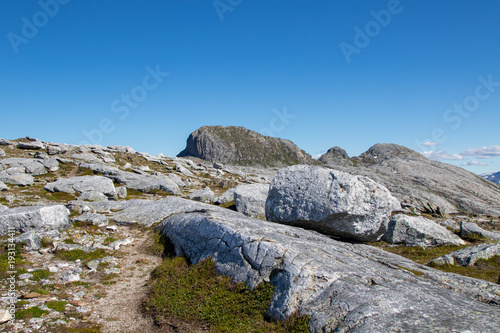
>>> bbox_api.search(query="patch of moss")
[32,269,52,281]
[51,322,102,333]
[368,242,464,265]
[15,306,49,320]
[145,257,310,332]
[46,300,68,312]
[55,249,106,263]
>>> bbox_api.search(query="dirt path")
[89,227,163,333]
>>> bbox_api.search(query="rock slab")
[157,205,500,332]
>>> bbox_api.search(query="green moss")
[32,269,52,281]
[55,249,106,263]
[46,300,68,312]
[51,323,102,333]
[16,306,49,320]
[145,257,310,332]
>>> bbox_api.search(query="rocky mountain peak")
[359,143,426,162]
[177,125,315,167]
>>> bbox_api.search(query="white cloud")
[423,141,439,147]
[461,160,488,166]
[460,145,500,159]
[422,151,463,160]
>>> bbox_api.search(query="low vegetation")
[145,256,310,333]
[370,242,500,283]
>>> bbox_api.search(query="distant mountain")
[319,143,500,216]
[178,126,315,167]
[481,171,500,185]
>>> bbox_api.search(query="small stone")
[22,292,42,299]
[0,310,13,324]
[18,273,34,280]
[70,300,86,307]
[48,266,58,273]
[75,306,90,313]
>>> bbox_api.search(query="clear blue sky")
[1,0,499,174]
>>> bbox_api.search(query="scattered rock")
[461,221,500,241]
[383,214,466,247]
[109,237,133,250]
[22,292,42,299]
[45,176,118,200]
[429,243,500,266]
[0,170,34,186]
[71,153,102,163]
[116,186,127,198]
[233,183,269,218]
[107,172,180,195]
[107,145,135,154]
[214,188,236,205]
[0,205,70,236]
[189,187,216,203]
[73,212,109,227]
[0,204,7,212]
[439,219,460,232]
[77,191,109,202]
[62,268,82,282]
[265,165,400,241]
[213,162,224,169]
[14,230,61,251]
[17,141,45,150]
[0,148,5,157]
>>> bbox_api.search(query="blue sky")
[1,0,499,174]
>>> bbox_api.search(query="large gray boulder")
[178,126,314,167]
[45,176,118,200]
[383,214,466,247]
[0,205,70,236]
[0,204,8,212]
[429,243,500,267]
[157,207,500,332]
[319,143,500,216]
[265,165,400,241]
[233,183,269,218]
[461,221,500,241]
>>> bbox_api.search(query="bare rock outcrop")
[178,126,314,167]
